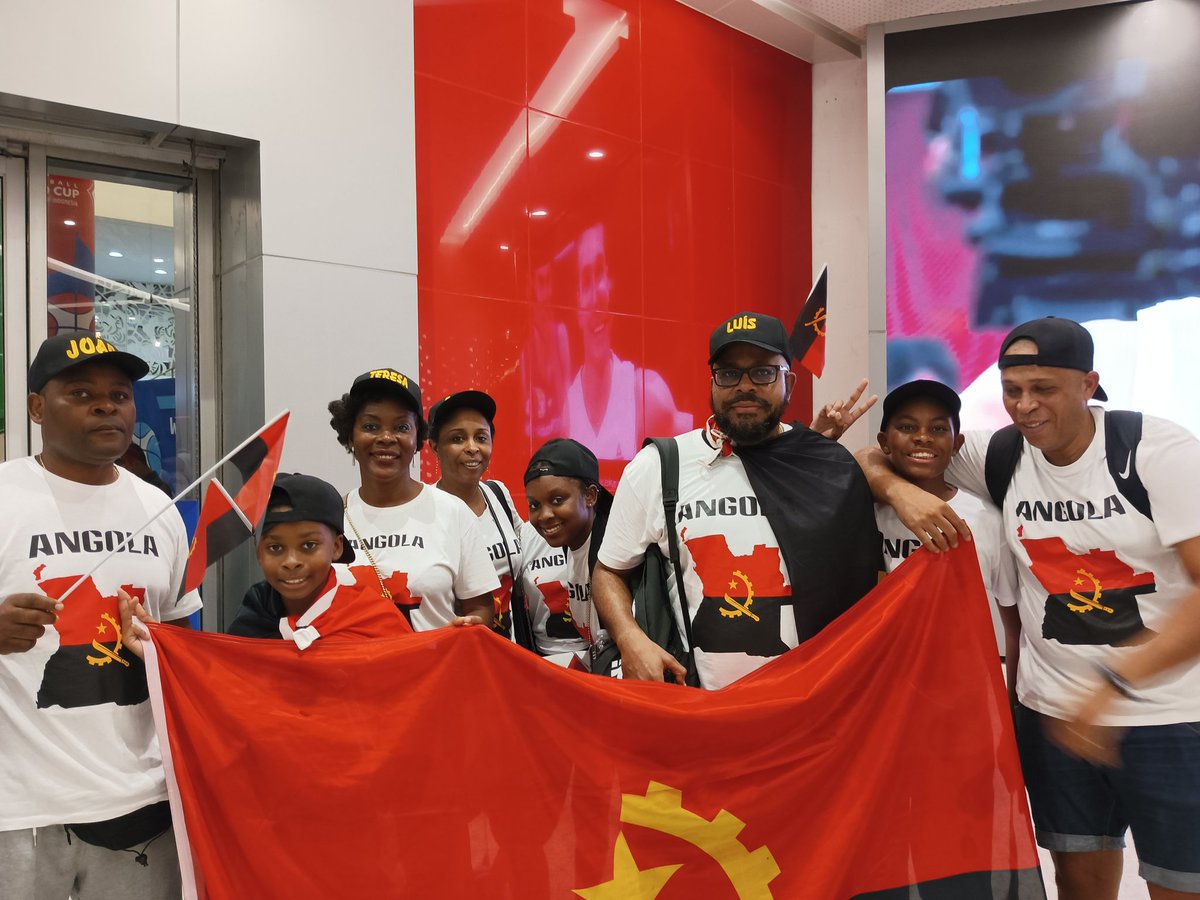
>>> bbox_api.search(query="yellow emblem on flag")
[87,612,130,668]
[805,306,827,337]
[574,781,780,899]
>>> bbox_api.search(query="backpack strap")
[984,424,1024,508]
[484,480,516,528]
[645,437,695,659]
[1104,410,1151,521]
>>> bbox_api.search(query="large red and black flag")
[183,480,254,595]
[35,568,148,709]
[789,264,828,377]
[228,411,289,528]
[145,544,1043,900]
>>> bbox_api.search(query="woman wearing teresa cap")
[427,390,533,649]
[328,369,497,629]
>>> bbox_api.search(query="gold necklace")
[342,495,393,600]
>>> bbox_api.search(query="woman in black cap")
[427,391,532,648]
[328,369,497,630]
[519,438,613,665]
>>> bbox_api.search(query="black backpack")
[590,437,699,686]
[983,409,1152,521]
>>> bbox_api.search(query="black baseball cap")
[28,333,150,393]
[428,390,497,439]
[881,380,962,433]
[708,312,792,365]
[998,317,1108,401]
[348,368,423,415]
[523,438,612,500]
[261,473,355,564]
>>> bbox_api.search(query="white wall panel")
[0,0,178,124]
[260,256,419,492]
[811,55,874,447]
[179,0,418,276]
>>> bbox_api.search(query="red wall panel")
[414,0,813,505]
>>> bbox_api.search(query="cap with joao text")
[708,312,791,364]
[261,473,355,564]
[348,368,423,415]
[428,390,497,440]
[28,333,150,393]
[997,316,1108,401]
[880,380,962,433]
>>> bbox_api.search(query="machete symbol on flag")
[144,544,1044,899]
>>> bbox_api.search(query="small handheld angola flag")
[183,480,254,595]
[790,265,828,377]
[229,411,289,527]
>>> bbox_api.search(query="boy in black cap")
[859,316,1200,897]
[874,380,1020,692]
[227,474,410,647]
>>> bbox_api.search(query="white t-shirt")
[343,484,499,631]
[598,429,797,690]
[876,488,1018,654]
[520,523,594,656]
[564,352,639,460]
[0,459,200,830]
[947,407,1200,725]
[477,481,523,640]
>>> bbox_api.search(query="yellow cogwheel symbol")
[575,781,780,899]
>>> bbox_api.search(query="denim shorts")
[1015,703,1200,892]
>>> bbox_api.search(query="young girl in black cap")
[519,439,613,666]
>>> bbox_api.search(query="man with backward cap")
[859,316,1200,899]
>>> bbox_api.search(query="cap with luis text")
[28,333,150,393]
[708,312,792,365]
[261,473,355,564]
[997,316,1107,401]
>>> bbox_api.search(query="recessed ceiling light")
[154,269,168,275]
[64,219,76,226]
[587,149,606,159]
[108,250,123,258]
[499,243,510,251]
[529,209,549,218]
[153,257,165,263]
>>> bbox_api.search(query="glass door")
[35,158,199,496]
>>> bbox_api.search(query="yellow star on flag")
[574,833,681,899]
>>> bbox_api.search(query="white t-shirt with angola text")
[876,488,1018,654]
[343,484,500,631]
[598,429,796,690]
[947,407,1200,725]
[521,524,593,656]
[0,459,200,830]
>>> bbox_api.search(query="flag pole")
[51,410,290,603]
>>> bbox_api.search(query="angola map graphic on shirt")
[534,577,583,641]
[1022,535,1156,646]
[491,572,513,635]
[35,567,148,710]
[349,566,423,625]
[683,532,791,657]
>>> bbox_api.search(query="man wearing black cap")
[0,334,199,898]
[859,317,1200,899]
[593,311,881,690]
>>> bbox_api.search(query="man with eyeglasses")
[593,311,882,689]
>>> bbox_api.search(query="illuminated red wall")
[414,0,812,502]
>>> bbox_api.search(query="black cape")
[734,424,882,643]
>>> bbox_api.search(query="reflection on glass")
[46,166,196,492]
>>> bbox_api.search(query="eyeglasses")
[710,365,788,387]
